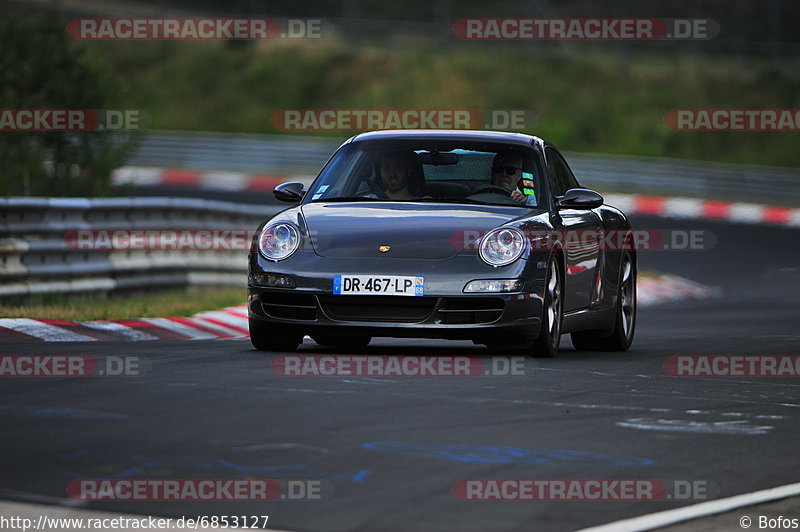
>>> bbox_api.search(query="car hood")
[301,202,532,259]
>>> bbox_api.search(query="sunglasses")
[492,165,521,175]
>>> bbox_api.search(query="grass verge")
[0,287,246,321]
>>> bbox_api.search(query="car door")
[545,147,603,312]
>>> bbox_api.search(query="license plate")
[333,275,424,296]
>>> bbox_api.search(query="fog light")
[251,273,296,288]
[463,279,524,293]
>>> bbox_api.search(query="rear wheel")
[311,335,371,348]
[571,252,636,351]
[249,320,303,352]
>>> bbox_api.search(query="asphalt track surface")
[1,216,799,532]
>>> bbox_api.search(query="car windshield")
[304,140,544,208]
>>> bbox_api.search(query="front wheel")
[249,320,303,352]
[571,252,636,351]
[530,256,563,358]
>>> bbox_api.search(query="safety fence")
[0,197,278,298]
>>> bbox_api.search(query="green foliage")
[8,12,794,172]
[0,10,139,196]
[85,39,800,167]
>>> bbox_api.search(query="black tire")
[311,335,371,348]
[530,255,564,358]
[571,252,636,352]
[249,320,303,352]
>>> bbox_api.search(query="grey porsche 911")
[248,129,636,357]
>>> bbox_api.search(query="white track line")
[637,275,716,307]
[201,171,251,191]
[139,318,218,340]
[0,319,96,342]
[223,305,249,318]
[82,321,159,341]
[602,193,636,212]
[578,481,800,532]
[615,418,773,435]
[180,317,247,337]
[730,203,767,224]
[193,310,249,331]
[663,197,704,218]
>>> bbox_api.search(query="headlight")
[479,227,526,267]
[258,222,300,261]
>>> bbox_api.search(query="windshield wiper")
[312,196,533,208]
[409,198,487,205]
[416,196,526,206]
[312,196,389,202]
[414,197,485,204]
[436,197,539,208]
[314,196,473,204]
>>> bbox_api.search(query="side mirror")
[557,188,604,210]
[273,182,305,203]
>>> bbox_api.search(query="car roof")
[346,129,546,149]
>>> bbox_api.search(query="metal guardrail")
[131,130,800,206]
[565,152,800,207]
[0,197,279,298]
[129,131,341,174]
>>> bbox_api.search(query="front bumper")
[247,250,546,342]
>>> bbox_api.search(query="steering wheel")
[470,184,512,196]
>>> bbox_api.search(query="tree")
[0,10,139,196]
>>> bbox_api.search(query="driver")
[491,152,535,206]
[380,151,421,200]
